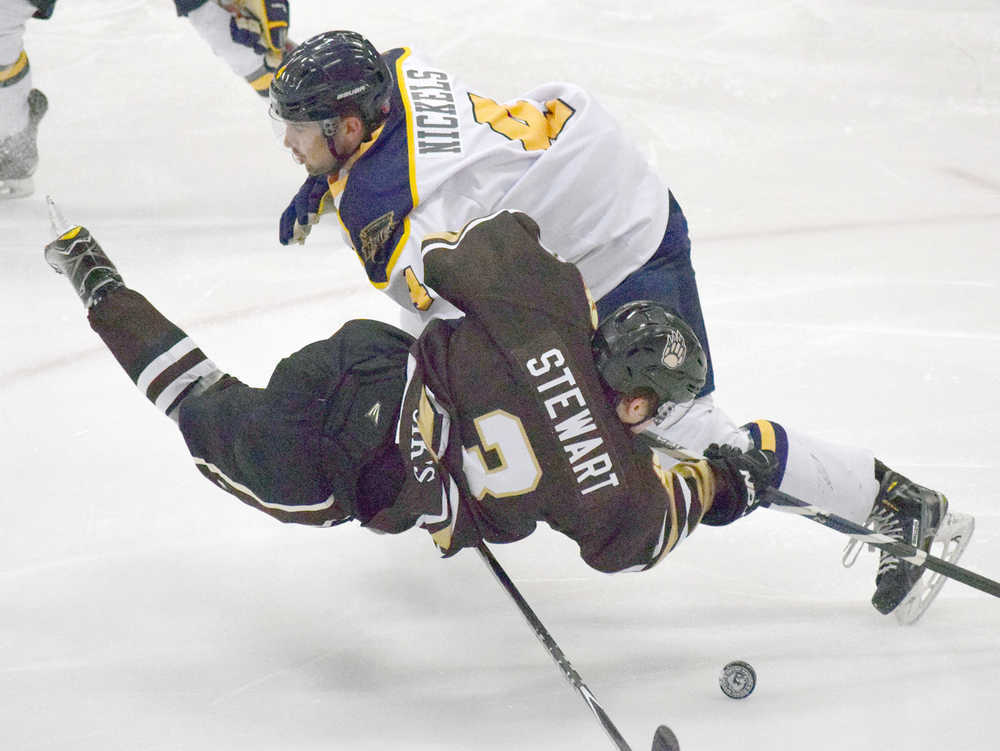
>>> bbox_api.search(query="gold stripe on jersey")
[0,51,29,87]
[419,209,519,254]
[428,475,461,552]
[645,452,715,569]
[430,526,452,550]
[421,229,461,246]
[328,121,388,199]
[416,386,440,461]
[366,48,418,290]
[244,63,275,95]
[585,287,599,329]
[404,266,434,310]
[753,419,777,452]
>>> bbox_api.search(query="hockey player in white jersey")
[176,1,293,97]
[268,31,970,620]
[0,1,289,198]
[0,0,50,198]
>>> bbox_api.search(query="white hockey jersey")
[324,48,672,329]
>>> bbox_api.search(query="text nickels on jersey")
[405,68,463,155]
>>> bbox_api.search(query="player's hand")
[704,443,777,515]
[279,174,333,245]
[226,0,290,56]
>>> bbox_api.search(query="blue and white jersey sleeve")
[330,49,672,327]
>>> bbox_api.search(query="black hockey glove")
[44,225,124,309]
[701,443,778,526]
[31,0,57,20]
[279,174,333,245]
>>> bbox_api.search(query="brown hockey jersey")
[370,211,716,573]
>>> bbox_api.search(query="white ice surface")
[2,2,999,750]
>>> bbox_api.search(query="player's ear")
[342,115,366,139]
[616,394,653,425]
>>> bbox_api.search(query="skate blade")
[0,176,34,199]
[45,195,72,236]
[895,512,975,625]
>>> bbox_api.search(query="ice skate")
[844,462,972,623]
[0,88,47,199]
[44,220,124,309]
[892,509,974,624]
[868,465,947,616]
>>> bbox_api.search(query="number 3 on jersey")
[463,410,542,499]
[468,94,575,151]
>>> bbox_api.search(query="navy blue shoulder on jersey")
[338,48,415,287]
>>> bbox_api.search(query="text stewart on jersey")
[373,211,718,574]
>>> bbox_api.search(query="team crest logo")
[661,329,687,369]
[359,211,398,265]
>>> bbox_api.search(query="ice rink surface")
[2,1,998,749]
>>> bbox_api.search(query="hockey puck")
[719,660,756,699]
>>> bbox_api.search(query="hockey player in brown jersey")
[374,210,775,573]
[43,207,777,577]
[267,30,961,617]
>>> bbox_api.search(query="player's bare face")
[283,122,339,176]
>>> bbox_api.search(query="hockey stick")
[476,543,680,751]
[635,430,998,602]
[762,488,1000,599]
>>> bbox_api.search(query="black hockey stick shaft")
[476,543,632,750]
[477,543,679,751]
[763,488,1000,599]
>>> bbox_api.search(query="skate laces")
[843,504,903,569]
[843,473,945,569]
[870,503,909,580]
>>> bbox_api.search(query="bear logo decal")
[661,329,687,369]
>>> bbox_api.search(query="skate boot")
[0,88,48,199]
[45,225,124,308]
[867,461,947,616]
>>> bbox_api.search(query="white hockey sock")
[650,395,879,524]
[0,75,30,138]
[0,0,36,138]
[745,420,878,525]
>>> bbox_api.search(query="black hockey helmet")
[592,301,707,406]
[269,30,393,131]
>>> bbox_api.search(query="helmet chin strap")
[320,117,353,164]
[326,138,352,165]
